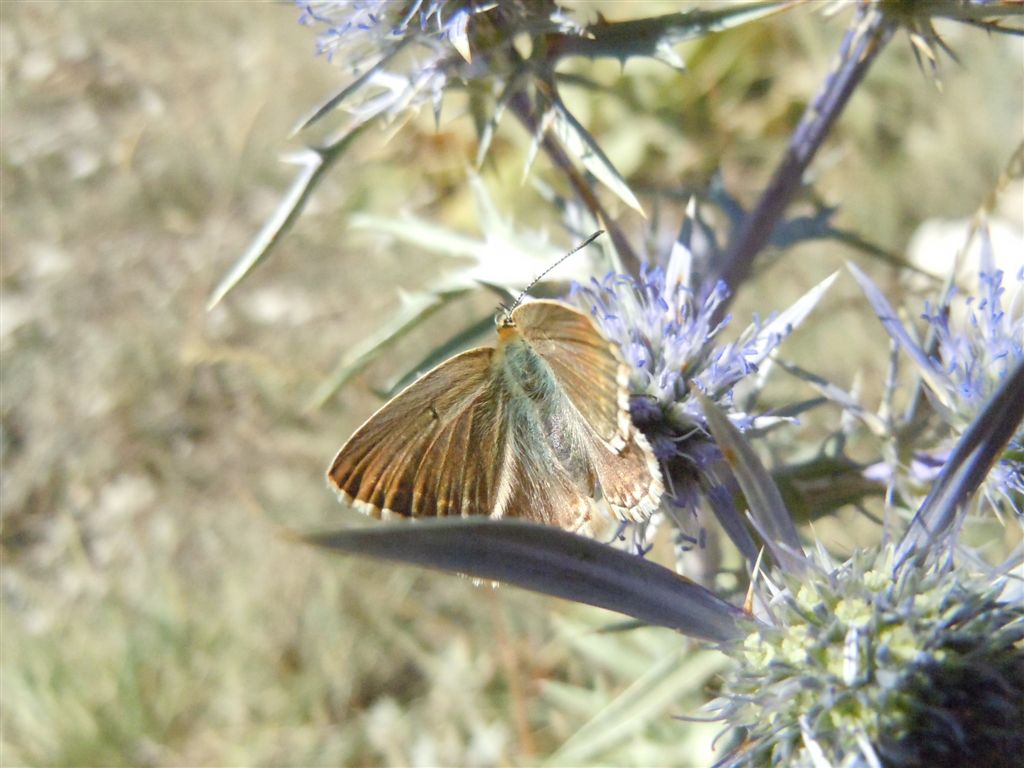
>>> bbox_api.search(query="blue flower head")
[573,241,835,521]
[853,241,1023,517]
[923,267,1023,416]
[296,1,577,125]
[295,0,466,124]
[299,1,470,63]
[922,266,1024,512]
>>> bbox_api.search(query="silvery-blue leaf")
[474,73,520,168]
[304,518,751,642]
[695,391,810,575]
[468,172,507,237]
[293,42,409,135]
[521,107,554,184]
[743,272,838,367]
[744,397,827,437]
[549,99,645,216]
[706,482,760,565]
[350,178,589,290]
[776,211,929,276]
[776,360,888,437]
[553,2,790,64]
[847,262,954,410]
[349,213,483,258]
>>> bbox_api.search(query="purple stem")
[712,5,894,320]
[508,90,642,275]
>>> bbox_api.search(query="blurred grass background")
[1,2,1021,766]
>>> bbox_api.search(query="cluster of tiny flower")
[296,0,466,123]
[295,1,576,125]
[714,546,1024,767]
[858,261,1024,518]
[571,240,822,557]
[298,1,468,63]
[921,267,1024,513]
[575,262,731,511]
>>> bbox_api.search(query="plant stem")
[508,90,642,275]
[712,5,893,319]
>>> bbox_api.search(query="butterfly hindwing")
[581,426,663,521]
[491,376,598,531]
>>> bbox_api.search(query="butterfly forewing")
[411,383,504,517]
[328,348,493,516]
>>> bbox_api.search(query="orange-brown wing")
[329,340,600,531]
[328,348,497,518]
[511,300,630,450]
[580,427,663,521]
[395,364,599,529]
[407,376,506,518]
[511,300,663,520]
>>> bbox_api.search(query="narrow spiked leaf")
[732,271,838,380]
[696,391,809,575]
[847,262,954,410]
[208,125,368,309]
[304,519,751,642]
[292,41,409,135]
[776,360,888,437]
[552,2,791,62]
[549,99,645,216]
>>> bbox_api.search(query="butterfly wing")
[329,342,599,530]
[328,348,497,518]
[512,300,663,521]
[511,300,629,449]
[330,299,661,528]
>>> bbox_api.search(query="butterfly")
[328,295,664,533]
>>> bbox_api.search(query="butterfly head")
[495,230,605,341]
[495,303,520,340]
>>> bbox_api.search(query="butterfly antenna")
[507,230,604,314]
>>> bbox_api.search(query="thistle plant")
[851,249,1024,519]
[209,0,1024,764]
[570,231,837,561]
[717,545,1024,767]
[294,0,581,129]
[308,362,1024,765]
